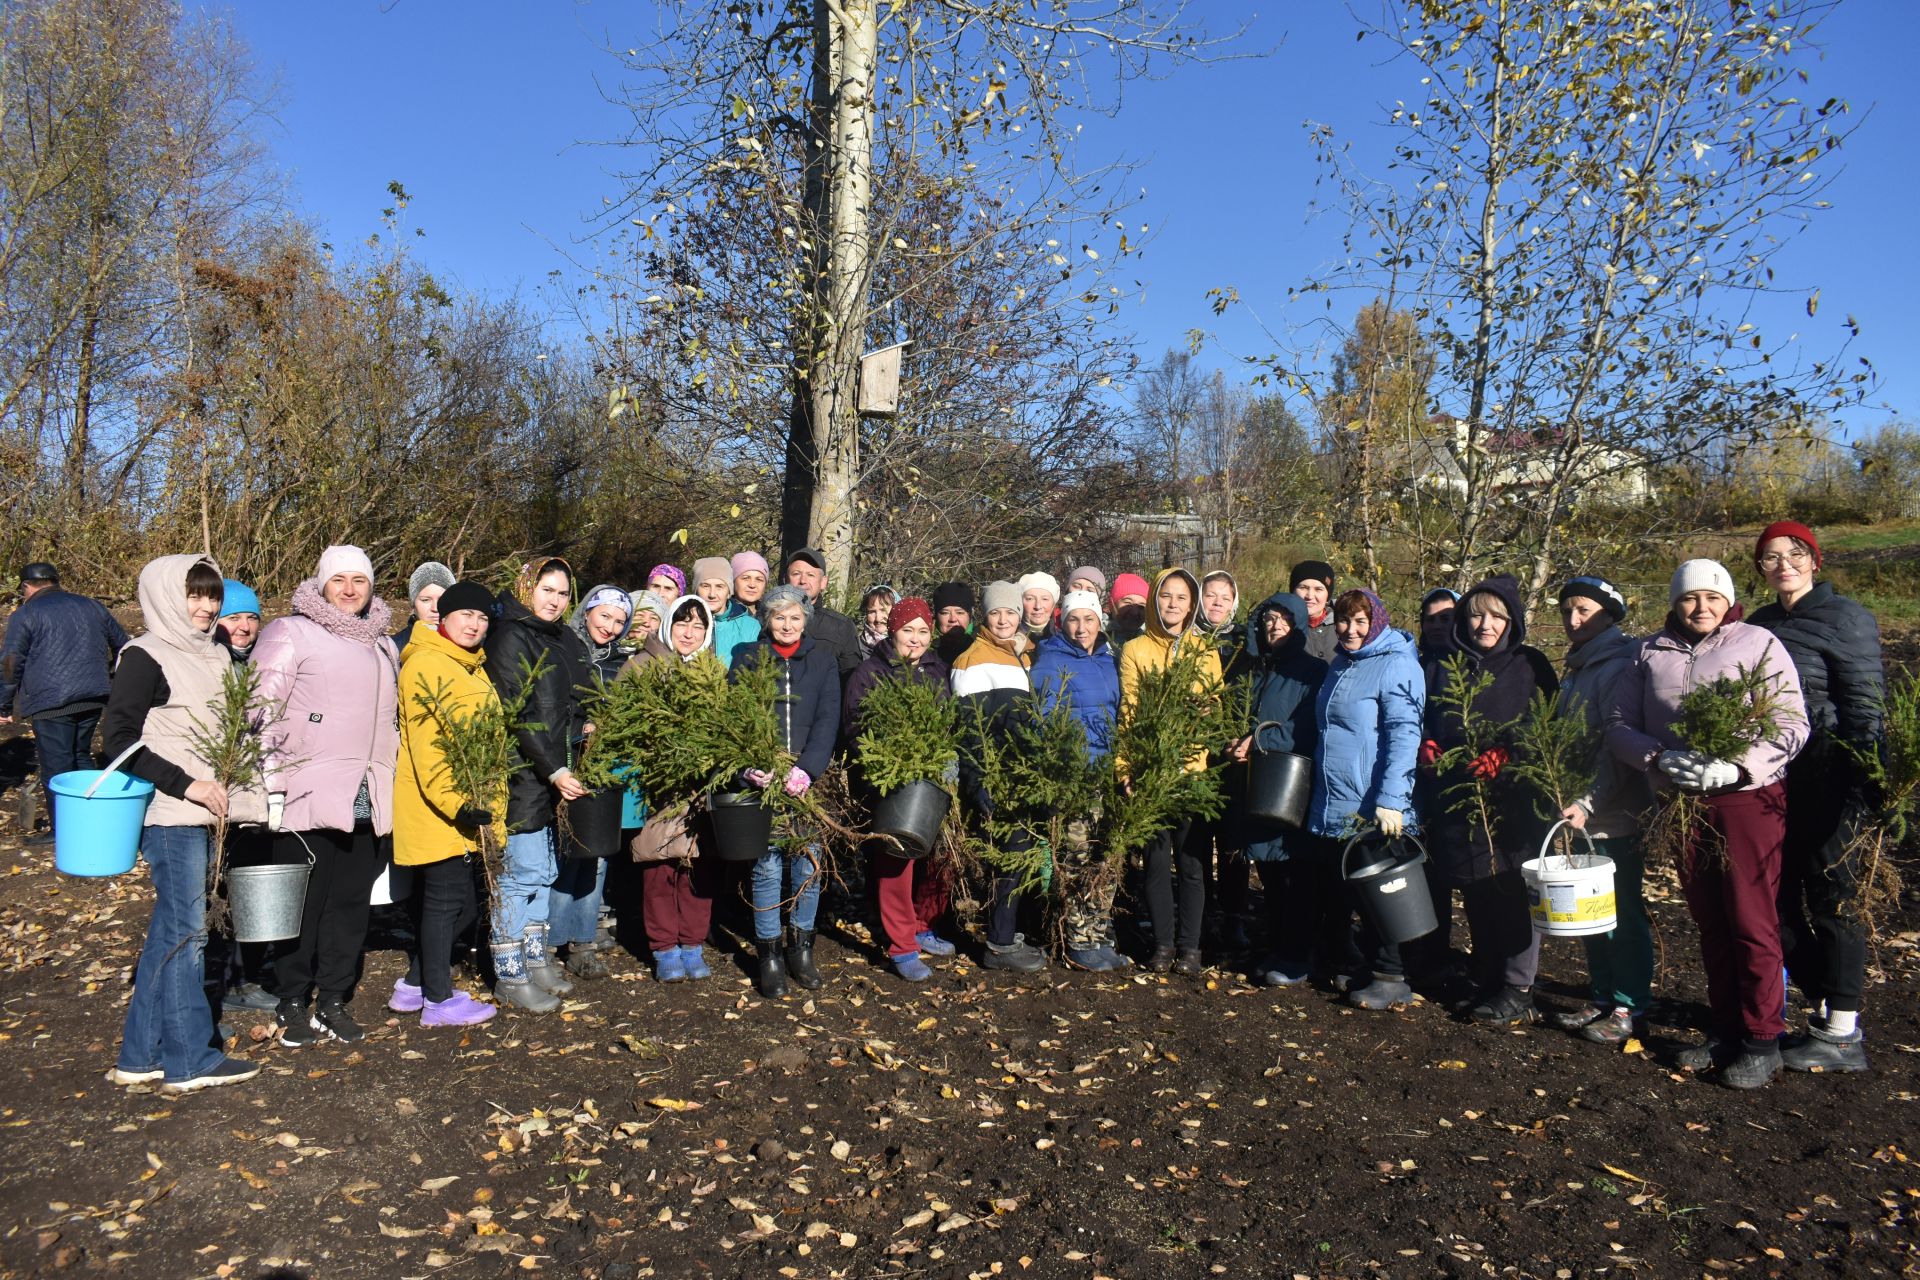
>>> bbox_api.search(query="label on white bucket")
[1541,882,1616,923]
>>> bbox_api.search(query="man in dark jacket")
[781,548,862,678]
[0,562,129,844]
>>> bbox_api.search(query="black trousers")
[33,711,98,832]
[405,856,479,1002]
[1779,755,1871,1012]
[272,826,382,1006]
[1257,837,1352,969]
[1143,819,1204,951]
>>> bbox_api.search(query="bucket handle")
[1537,818,1601,870]
[1247,720,1284,755]
[1340,825,1427,878]
[83,740,148,800]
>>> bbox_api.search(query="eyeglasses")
[1757,550,1812,570]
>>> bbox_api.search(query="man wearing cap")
[0,562,130,846]
[1290,560,1338,661]
[780,548,861,677]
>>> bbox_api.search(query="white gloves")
[1658,750,1739,792]
[1374,807,1404,837]
[267,793,286,832]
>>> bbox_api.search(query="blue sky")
[211,0,1916,436]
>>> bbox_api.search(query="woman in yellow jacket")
[1117,568,1223,974]
[393,581,511,1026]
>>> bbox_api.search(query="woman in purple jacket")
[1605,559,1807,1089]
[252,545,401,1048]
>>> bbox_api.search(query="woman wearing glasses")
[1748,522,1886,1075]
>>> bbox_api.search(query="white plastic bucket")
[1522,820,1617,937]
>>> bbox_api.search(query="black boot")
[756,939,790,999]
[785,928,823,990]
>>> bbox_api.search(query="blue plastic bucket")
[49,766,154,877]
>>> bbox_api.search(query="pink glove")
[743,768,773,789]
[784,767,811,797]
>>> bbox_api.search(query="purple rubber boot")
[389,979,425,1013]
[421,990,497,1027]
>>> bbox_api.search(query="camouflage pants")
[1057,816,1117,950]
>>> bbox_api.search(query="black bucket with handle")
[1341,829,1438,945]
[1242,720,1315,829]
[707,790,775,861]
[869,779,949,858]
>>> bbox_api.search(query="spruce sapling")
[1645,663,1786,869]
[1507,688,1601,860]
[1430,651,1508,867]
[186,661,274,927]
[855,667,962,797]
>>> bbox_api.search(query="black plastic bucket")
[1243,749,1314,828]
[1341,830,1437,945]
[869,779,950,858]
[707,790,775,862]
[559,787,624,860]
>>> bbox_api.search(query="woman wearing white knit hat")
[1604,558,1808,1089]
[1017,571,1060,646]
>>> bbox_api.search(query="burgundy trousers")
[1680,783,1787,1042]
[640,858,715,953]
[872,851,952,957]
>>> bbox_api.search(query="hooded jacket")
[1605,615,1808,792]
[1747,580,1885,751]
[102,555,267,828]
[1307,592,1424,837]
[1557,621,1649,840]
[1419,575,1561,860]
[621,595,717,863]
[1028,628,1123,759]
[736,626,841,783]
[1237,592,1330,862]
[0,585,128,719]
[713,598,763,670]
[395,623,507,865]
[483,566,593,832]
[1117,568,1224,774]
[252,577,401,835]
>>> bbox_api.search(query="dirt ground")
[1,758,1917,1280]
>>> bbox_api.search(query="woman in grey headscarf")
[550,585,635,980]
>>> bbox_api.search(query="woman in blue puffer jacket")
[1307,587,1426,1012]
[1028,590,1128,970]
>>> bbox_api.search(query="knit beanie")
[646,563,687,598]
[1756,520,1822,568]
[887,597,934,635]
[1067,565,1107,594]
[730,550,770,580]
[983,580,1022,615]
[316,544,375,584]
[1016,571,1061,604]
[1289,560,1336,592]
[437,581,495,619]
[931,581,974,615]
[762,584,814,618]
[1059,589,1104,622]
[631,590,672,624]
[691,557,733,592]
[219,579,261,618]
[1669,559,1737,605]
[407,561,456,603]
[1558,575,1627,622]
[1109,572,1151,608]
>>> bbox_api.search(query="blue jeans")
[750,845,821,941]
[548,857,607,947]
[118,825,224,1082]
[34,710,99,832]
[492,828,556,942]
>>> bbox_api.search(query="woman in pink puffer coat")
[252,545,401,1048]
[1605,559,1806,1091]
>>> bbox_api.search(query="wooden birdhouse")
[857,340,912,419]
